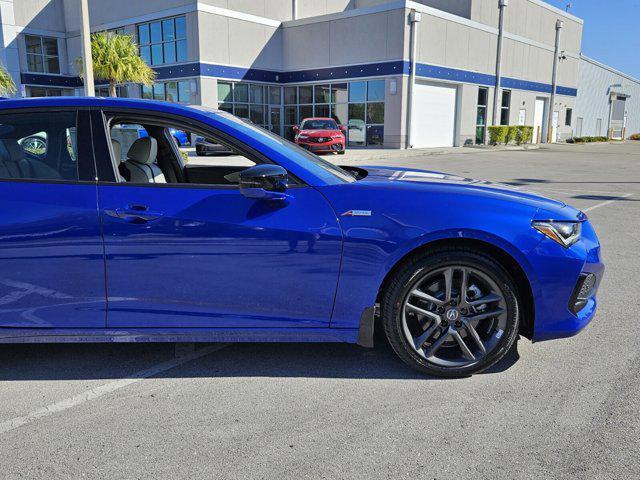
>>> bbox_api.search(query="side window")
[108,119,258,186]
[0,111,78,181]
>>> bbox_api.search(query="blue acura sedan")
[0,97,603,377]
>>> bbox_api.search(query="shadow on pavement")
[0,335,521,381]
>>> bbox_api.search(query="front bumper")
[296,139,344,153]
[529,219,604,342]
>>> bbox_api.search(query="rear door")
[0,109,106,328]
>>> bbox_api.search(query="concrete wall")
[576,56,640,139]
[14,0,66,32]
[281,7,406,71]
[470,0,583,53]
[198,11,282,69]
[62,0,194,32]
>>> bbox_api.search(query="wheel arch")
[375,236,536,340]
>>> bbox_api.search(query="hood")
[299,129,343,137]
[357,165,579,217]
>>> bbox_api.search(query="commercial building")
[0,0,638,148]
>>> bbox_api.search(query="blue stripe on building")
[21,61,578,97]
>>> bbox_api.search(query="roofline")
[580,54,640,85]
[525,0,583,25]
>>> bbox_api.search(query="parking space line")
[583,193,634,212]
[0,343,228,435]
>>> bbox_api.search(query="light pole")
[406,9,421,149]
[547,19,563,143]
[491,0,508,131]
[80,0,94,96]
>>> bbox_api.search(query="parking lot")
[1,142,638,479]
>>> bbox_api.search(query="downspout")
[406,9,421,149]
[292,0,297,20]
[547,19,563,143]
[491,0,508,132]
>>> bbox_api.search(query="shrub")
[515,126,533,145]
[629,133,640,140]
[488,126,509,145]
[569,136,609,144]
[505,126,518,144]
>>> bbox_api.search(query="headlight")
[297,135,308,140]
[532,221,582,248]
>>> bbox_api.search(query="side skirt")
[0,327,359,344]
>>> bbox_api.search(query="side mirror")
[239,164,289,201]
[339,125,347,132]
[292,125,299,133]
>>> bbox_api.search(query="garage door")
[410,82,457,148]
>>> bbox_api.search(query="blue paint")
[21,60,578,97]
[0,97,602,346]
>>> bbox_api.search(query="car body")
[294,117,346,154]
[0,97,603,376]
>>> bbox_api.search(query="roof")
[301,117,337,121]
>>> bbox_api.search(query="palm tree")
[78,32,155,97]
[0,63,16,96]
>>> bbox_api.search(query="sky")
[545,0,640,78]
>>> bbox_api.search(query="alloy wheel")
[401,265,508,368]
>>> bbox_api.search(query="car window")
[191,106,356,184]
[301,119,339,130]
[109,119,257,186]
[0,111,78,181]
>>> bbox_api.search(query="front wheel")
[381,249,520,378]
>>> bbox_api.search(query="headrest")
[127,137,157,165]
[111,138,122,163]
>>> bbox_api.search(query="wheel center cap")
[445,309,460,322]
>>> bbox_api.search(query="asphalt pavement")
[1,142,638,479]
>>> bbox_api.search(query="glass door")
[269,106,282,136]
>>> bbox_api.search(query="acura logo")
[446,309,460,321]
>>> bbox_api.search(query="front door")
[269,106,282,136]
[95,113,342,329]
[0,109,105,328]
[533,99,546,143]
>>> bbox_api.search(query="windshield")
[191,106,356,183]
[300,119,339,130]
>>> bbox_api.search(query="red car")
[293,117,347,154]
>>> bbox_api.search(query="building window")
[137,15,187,66]
[96,85,129,97]
[475,87,488,144]
[216,81,270,130]
[565,108,573,126]
[25,35,60,74]
[141,79,196,104]
[26,87,66,97]
[216,80,384,146]
[500,90,511,126]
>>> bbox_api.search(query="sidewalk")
[338,144,540,162]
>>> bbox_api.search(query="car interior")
[0,115,77,181]
[108,117,258,187]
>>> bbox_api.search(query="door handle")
[104,206,163,223]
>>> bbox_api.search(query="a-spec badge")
[341,210,372,217]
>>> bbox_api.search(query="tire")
[338,150,346,155]
[381,248,520,378]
